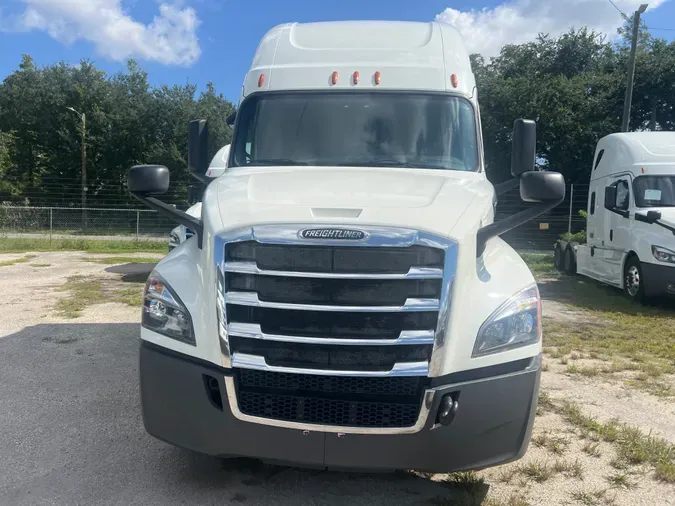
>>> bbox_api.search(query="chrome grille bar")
[224,261,443,279]
[225,291,440,312]
[231,353,430,377]
[227,322,435,346]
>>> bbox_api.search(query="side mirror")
[635,210,662,224]
[188,119,209,177]
[226,111,236,127]
[604,186,617,210]
[511,119,536,177]
[127,165,169,195]
[520,171,566,203]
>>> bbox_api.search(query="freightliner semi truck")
[555,132,675,302]
[126,21,565,472]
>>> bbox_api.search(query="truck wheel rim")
[626,266,640,296]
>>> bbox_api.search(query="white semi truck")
[555,132,675,302]
[127,21,565,472]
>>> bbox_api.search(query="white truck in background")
[168,145,230,251]
[555,132,675,302]
[126,21,565,473]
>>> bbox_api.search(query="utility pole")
[67,107,87,228]
[621,4,648,132]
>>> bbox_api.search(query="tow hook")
[437,395,460,426]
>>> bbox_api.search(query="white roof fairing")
[592,132,675,180]
[241,21,475,98]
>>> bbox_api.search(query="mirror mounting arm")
[476,197,563,257]
[129,191,204,249]
[494,178,521,196]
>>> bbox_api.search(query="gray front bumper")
[139,341,540,473]
[641,261,675,297]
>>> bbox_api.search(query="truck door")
[603,176,632,284]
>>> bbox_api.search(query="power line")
[650,27,675,31]
[607,0,628,18]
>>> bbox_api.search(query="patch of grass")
[553,459,584,479]
[429,472,487,506]
[30,263,51,267]
[566,364,601,377]
[582,442,602,458]
[84,256,161,265]
[517,460,554,483]
[536,390,555,415]
[533,432,569,456]
[606,472,634,489]
[0,237,165,254]
[541,362,550,372]
[571,489,614,506]
[559,402,675,483]
[625,377,674,398]
[496,467,518,484]
[542,277,675,383]
[520,253,558,277]
[0,253,37,266]
[55,275,144,318]
[483,495,530,506]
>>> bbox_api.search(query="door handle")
[610,230,614,241]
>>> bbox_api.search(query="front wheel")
[564,246,577,275]
[554,243,564,271]
[624,256,645,302]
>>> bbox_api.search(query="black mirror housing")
[511,119,536,177]
[188,119,209,176]
[127,165,169,195]
[226,111,236,127]
[520,171,565,203]
[604,186,617,210]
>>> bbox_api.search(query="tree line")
[0,24,674,208]
[0,57,234,207]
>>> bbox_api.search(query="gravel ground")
[1,252,674,505]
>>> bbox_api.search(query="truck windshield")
[230,91,479,171]
[634,176,675,207]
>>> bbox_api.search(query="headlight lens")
[472,284,541,357]
[142,273,194,345]
[652,245,675,264]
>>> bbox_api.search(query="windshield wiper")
[246,159,309,166]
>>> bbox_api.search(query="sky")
[0,0,674,103]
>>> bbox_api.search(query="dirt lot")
[0,250,674,505]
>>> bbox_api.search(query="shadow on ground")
[538,274,675,315]
[0,323,487,506]
[105,262,156,283]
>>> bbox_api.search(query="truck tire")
[563,246,577,275]
[623,255,645,302]
[554,243,564,271]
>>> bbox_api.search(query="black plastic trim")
[429,357,533,387]
[141,340,233,376]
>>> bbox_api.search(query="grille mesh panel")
[236,369,425,428]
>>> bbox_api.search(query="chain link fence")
[0,206,177,240]
[0,184,590,250]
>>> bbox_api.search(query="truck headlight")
[652,245,675,264]
[142,273,195,345]
[472,284,541,357]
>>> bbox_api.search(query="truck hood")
[211,166,490,237]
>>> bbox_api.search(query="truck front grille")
[236,369,425,428]
[216,226,455,430]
